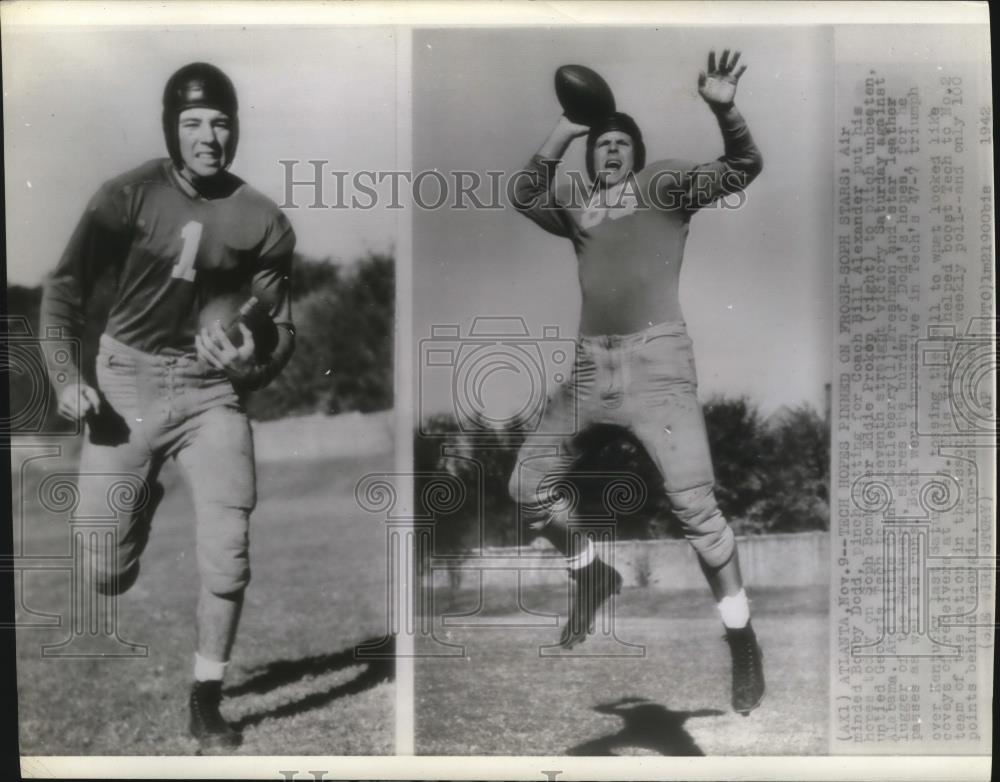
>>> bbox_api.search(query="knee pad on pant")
[510,470,578,534]
[507,469,525,505]
[201,559,251,597]
[510,461,579,506]
[508,467,551,532]
[198,506,251,596]
[508,464,550,507]
[83,478,164,597]
[669,484,735,570]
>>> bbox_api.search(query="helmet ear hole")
[162,62,240,169]
[586,112,645,182]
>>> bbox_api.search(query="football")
[199,294,279,361]
[554,64,616,125]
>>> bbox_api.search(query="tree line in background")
[248,251,394,420]
[4,252,394,433]
[415,396,830,551]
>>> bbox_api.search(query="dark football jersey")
[513,109,761,336]
[42,159,295,384]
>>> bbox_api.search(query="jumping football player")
[509,50,765,714]
[41,62,296,749]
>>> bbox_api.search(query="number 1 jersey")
[42,158,295,382]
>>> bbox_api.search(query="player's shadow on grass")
[223,635,394,730]
[566,697,723,756]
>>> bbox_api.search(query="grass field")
[11,424,829,757]
[416,582,828,755]
[13,438,395,756]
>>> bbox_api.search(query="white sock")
[567,538,595,570]
[193,652,229,682]
[717,589,750,629]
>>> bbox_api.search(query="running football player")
[41,62,296,749]
[509,50,765,714]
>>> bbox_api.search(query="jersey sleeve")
[650,107,763,212]
[252,209,296,328]
[40,182,130,385]
[509,155,579,239]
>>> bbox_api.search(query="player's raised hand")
[698,49,747,107]
[536,114,590,161]
[196,322,257,382]
[558,114,590,139]
[57,383,101,421]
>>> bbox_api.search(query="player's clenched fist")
[698,49,747,108]
[57,383,101,421]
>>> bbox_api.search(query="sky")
[2,25,399,286]
[412,26,835,417]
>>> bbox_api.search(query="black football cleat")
[189,680,242,751]
[725,621,765,716]
[560,558,623,649]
